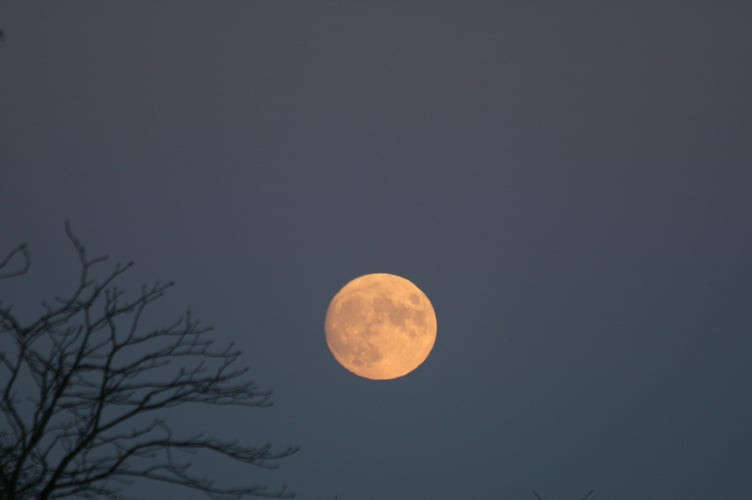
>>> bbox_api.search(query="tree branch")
[0,243,30,279]
[1,224,298,499]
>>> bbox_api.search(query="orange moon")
[325,273,437,380]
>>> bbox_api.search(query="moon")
[325,273,437,380]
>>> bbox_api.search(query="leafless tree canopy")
[0,223,298,499]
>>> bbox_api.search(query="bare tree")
[0,223,298,499]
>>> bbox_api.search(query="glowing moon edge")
[324,273,437,380]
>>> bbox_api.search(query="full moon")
[325,273,437,380]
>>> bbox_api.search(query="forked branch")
[0,243,30,280]
[0,224,298,499]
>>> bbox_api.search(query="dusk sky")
[1,2,751,499]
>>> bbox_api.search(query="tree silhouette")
[0,223,298,499]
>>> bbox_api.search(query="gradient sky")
[1,2,751,499]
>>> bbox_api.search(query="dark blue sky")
[1,2,751,499]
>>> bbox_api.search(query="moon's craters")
[325,273,437,380]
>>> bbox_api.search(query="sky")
[1,2,751,499]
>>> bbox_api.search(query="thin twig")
[0,243,30,279]
[1,224,298,499]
